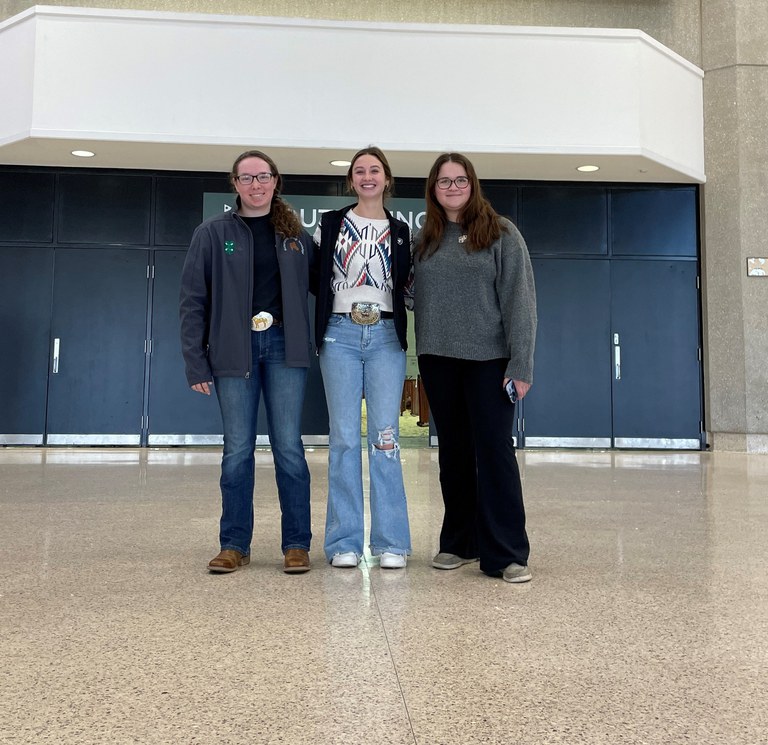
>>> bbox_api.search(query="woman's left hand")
[503,378,531,400]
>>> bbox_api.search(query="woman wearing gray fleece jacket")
[413,152,537,584]
[180,150,314,576]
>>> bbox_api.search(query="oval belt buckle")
[251,311,274,332]
[350,302,380,325]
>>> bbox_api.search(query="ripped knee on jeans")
[371,425,399,457]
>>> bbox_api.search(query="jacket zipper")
[235,211,253,379]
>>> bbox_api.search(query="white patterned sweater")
[314,209,395,312]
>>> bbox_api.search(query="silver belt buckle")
[350,302,381,325]
[251,311,274,331]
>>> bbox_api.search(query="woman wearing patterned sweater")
[413,152,537,583]
[313,146,412,569]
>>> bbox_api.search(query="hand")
[191,381,212,396]
[502,378,531,400]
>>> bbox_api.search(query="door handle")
[52,338,60,374]
[614,344,621,380]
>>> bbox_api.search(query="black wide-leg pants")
[418,354,530,574]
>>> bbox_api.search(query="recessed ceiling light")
[330,160,351,167]
[576,165,599,173]
[71,150,95,158]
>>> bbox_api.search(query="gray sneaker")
[431,553,479,570]
[502,563,532,583]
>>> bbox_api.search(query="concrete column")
[702,0,768,452]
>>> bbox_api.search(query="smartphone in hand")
[505,379,518,403]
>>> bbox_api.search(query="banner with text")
[203,194,426,235]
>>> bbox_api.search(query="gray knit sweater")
[412,219,537,383]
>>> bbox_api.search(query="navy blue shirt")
[242,214,281,321]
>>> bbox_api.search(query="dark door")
[147,250,223,444]
[46,249,149,444]
[610,259,702,448]
[0,248,54,444]
[522,258,613,447]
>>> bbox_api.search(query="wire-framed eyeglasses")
[236,172,274,185]
[436,176,470,190]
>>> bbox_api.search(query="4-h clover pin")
[224,241,235,254]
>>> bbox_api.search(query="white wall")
[0,7,704,181]
[0,10,35,145]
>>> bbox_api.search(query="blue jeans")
[214,327,311,555]
[319,314,411,561]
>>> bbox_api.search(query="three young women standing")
[181,146,533,581]
[313,146,412,569]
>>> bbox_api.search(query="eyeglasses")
[436,176,470,190]
[235,172,274,185]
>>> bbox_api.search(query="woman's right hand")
[191,382,212,396]
[503,378,531,400]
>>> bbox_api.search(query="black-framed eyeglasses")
[236,172,274,185]
[435,176,470,190]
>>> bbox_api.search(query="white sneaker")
[379,552,407,569]
[331,552,359,568]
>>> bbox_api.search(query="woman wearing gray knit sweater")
[413,152,537,583]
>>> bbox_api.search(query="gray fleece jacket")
[412,218,537,383]
[179,206,314,386]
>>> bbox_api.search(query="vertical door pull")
[614,343,621,380]
[52,338,60,374]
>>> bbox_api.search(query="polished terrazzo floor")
[0,446,766,745]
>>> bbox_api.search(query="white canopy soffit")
[0,6,705,183]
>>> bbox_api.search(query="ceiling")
[0,136,695,184]
[0,9,705,185]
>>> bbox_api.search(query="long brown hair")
[230,150,303,238]
[416,152,507,259]
[346,145,394,199]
